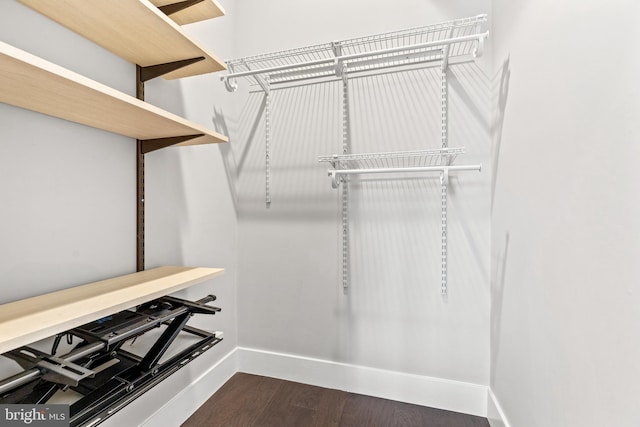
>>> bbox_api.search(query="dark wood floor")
[182,373,490,427]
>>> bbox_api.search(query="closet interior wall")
[490,1,640,426]
[235,0,492,386]
[0,2,239,426]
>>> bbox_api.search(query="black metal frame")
[0,295,222,427]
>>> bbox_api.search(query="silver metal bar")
[0,341,105,395]
[0,369,41,395]
[64,342,106,363]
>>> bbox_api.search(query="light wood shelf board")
[18,0,226,79]
[0,266,224,355]
[150,0,225,25]
[0,41,228,144]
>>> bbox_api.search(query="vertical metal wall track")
[440,60,449,295]
[251,71,271,209]
[439,24,454,296]
[340,66,351,293]
[264,79,271,208]
[136,65,145,272]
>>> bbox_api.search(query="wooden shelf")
[0,266,224,355]
[150,0,225,25]
[18,0,226,79]
[0,41,228,146]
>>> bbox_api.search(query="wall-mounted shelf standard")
[18,0,226,79]
[0,266,224,355]
[0,41,228,149]
[150,0,225,25]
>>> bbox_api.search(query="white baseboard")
[487,388,511,427]
[237,346,488,417]
[142,346,489,423]
[141,348,238,427]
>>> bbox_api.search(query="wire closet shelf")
[221,14,488,90]
[318,148,481,188]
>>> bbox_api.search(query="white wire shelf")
[222,14,488,90]
[319,147,464,169]
[319,148,481,188]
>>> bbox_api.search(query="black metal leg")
[138,312,190,372]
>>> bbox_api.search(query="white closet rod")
[331,164,481,176]
[328,164,481,189]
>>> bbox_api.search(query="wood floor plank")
[311,387,347,427]
[182,373,490,427]
[182,373,283,427]
[253,380,317,427]
[256,380,348,427]
[391,401,490,427]
[339,393,397,427]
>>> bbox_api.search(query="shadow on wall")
[212,105,239,216]
[228,80,342,221]
[490,231,509,386]
[489,56,511,386]
[491,57,510,212]
[143,78,191,268]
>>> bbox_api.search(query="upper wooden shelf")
[0,41,228,147]
[0,266,224,355]
[18,0,226,79]
[149,0,225,25]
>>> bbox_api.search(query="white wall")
[490,1,640,426]
[0,1,136,301]
[235,0,492,389]
[0,1,238,425]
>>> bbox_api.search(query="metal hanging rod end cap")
[221,76,238,92]
[329,171,340,189]
[440,169,449,186]
[473,32,490,58]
